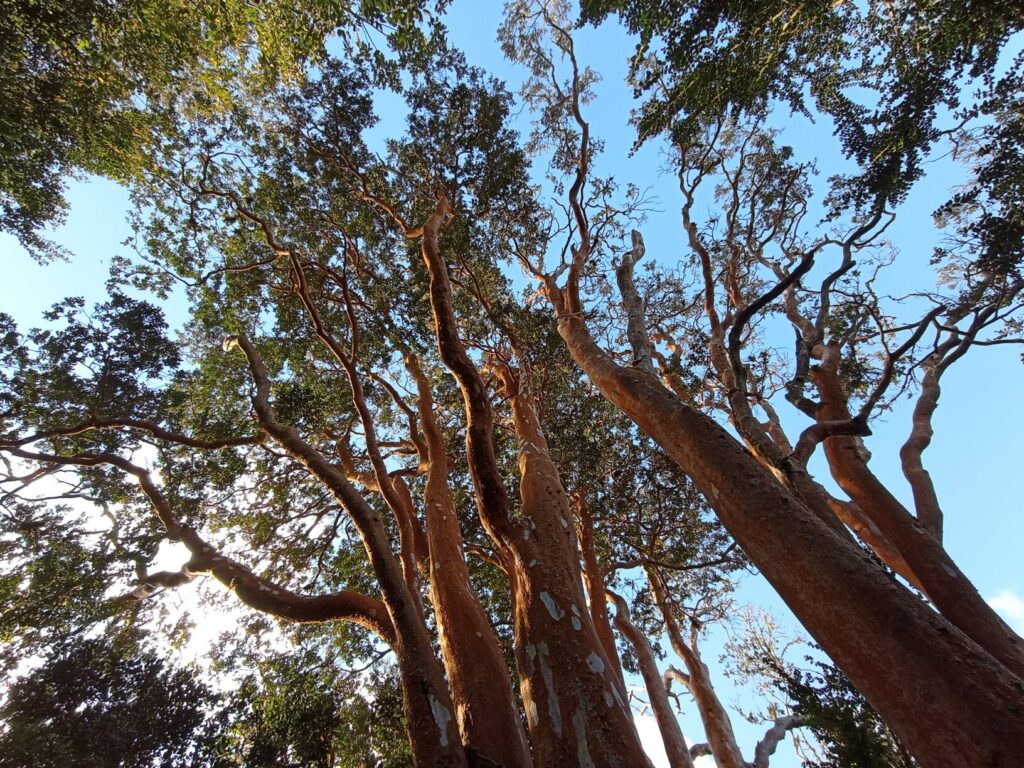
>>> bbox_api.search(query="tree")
[0,0,446,260]
[1,1,1022,767]
[0,636,221,768]
[724,614,917,768]
[500,2,1023,764]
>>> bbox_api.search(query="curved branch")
[752,714,806,768]
[607,589,695,768]
[614,230,655,372]
[11,418,261,450]
[2,444,395,641]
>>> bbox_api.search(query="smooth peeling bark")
[415,192,520,550]
[812,351,1024,681]
[504,382,654,768]
[551,314,1024,768]
[412,195,648,765]
[607,590,695,768]
[409,356,533,768]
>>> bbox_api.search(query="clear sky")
[2,2,1022,766]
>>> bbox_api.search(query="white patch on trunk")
[609,683,626,709]
[586,653,605,674]
[572,616,582,631]
[539,592,565,620]
[572,707,597,768]
[536,642,562,735]
[428,694,453,747]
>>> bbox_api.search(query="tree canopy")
[1,2,1022,767]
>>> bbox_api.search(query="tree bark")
[413,192,652,766]
[647,570,746,768]
[409,355,533,768]
[812,347,1024,681]
[550,311,1024,768]
[230,335,466,767]
[574,492,629,698]
[503,380,654,768]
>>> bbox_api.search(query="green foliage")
[773,655,917,768]
[8,4,1012,764]
[222,655,411,768]
[583,0,1024,267]
[3,293,179,432]
[0,0,447,259]
[0,636,222,768]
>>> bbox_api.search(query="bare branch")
[752,714,806,768]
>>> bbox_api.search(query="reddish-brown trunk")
[553,314,1024,768]
[812,356,1024,681]
[648,571,745,768]
[234,336,466,767]
[574,493,629,698]
[505,387,654,768]
[410,357,533,768]
[415,193,652,766]
[607,590,695,768]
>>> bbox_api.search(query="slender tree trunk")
[551,312,1024,768]
[413,192,652,766]
[233,335,466,767]
[409,356,533,768]
[574,492,629,698]
[647,571,746,768]
[607,590,695,768]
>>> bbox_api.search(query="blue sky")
[2,2,1023,765]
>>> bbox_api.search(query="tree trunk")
[504,383,654,768]
[574,492,629,699]
[607,590,695,768]
[409,356,533,768]
[233,335,466,767]
[414,192,652,766]
[552,312,1024,768]
[812,350,1024,680]
[647,570,746,768]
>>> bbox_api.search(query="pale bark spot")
[537,642,562,735]
[527,700,539,727]
[572,708,597,768]
[586,653,605,674]
[540,592,565,620]
[428,694,453,747]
